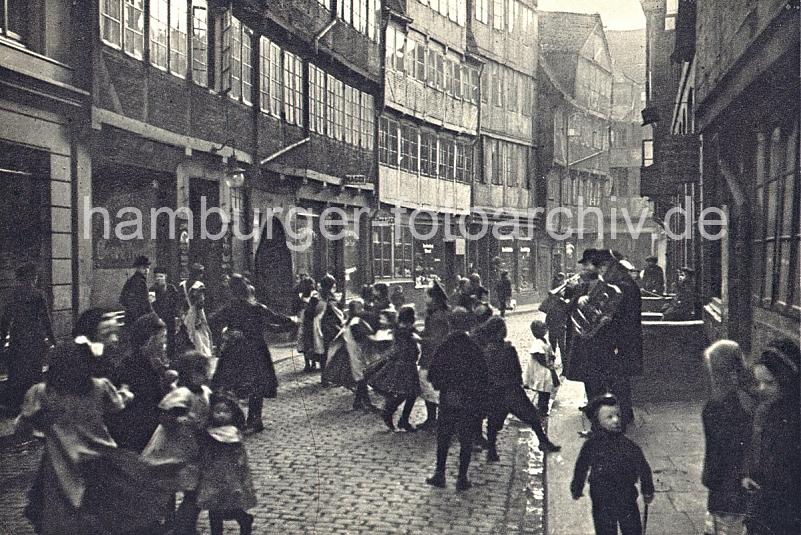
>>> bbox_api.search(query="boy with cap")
[571,394,655,535]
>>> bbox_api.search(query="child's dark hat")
[583,393,618,420]
[577,248,598,265]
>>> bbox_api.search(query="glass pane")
[766,181,778,237]
[764,242,775,302]
[778,238,792,304]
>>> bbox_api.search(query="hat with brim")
[577,248,598,265]
[583,393,618,420]
[646,256,658,263]
[427,280,448,303]
[133,255,151,268]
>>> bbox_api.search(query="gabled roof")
[606,29,646,84]
[538,11,602,53]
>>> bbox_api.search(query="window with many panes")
[373,224,392,278]
[150,0,169,69]
[379,117,399,165]
[101,0,144,59]
[415,43,426,82]
[400,125,419,173]
[753,120,800,313]
[169,0,187,77]
[491,140,503,185]
[393,225,414,278]
[438,139,449,178]
[224,15,252,103]
[261,37,282,118]
[492,0,504,30]
[191,1,207,85]
[455,143,465,182]
[361,93,375,150]
[476,0,488,23]
[283,52,303,126]
[308,64,325,132]
[420,132,434,177]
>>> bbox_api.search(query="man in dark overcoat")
[150,267,181,359]
[572,250,643,430]
[119,256,153,329]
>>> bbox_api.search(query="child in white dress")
[525,320,561,415]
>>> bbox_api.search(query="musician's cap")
[645,256,658,263]
[583,393,619,421]
[595,250,617,265]
[577,248,598,265]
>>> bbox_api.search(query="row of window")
[309,65,375,149]
[372,224,415,279]
[100,2,376,142]
[481,63,535,116]
[564,175,603,207]
[416,0,467,26]
[386,27,480,104]
[484,139,530,189]
[312,0,380,39]
[379,117,474,183]
[476,0,535,35]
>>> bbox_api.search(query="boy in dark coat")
[426,307,488,491]
[571,394,654,535]
[494,271,512,317]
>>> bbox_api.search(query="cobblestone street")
[0,312,546,535]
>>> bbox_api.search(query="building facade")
[605,29,659,267]
[537,12,613,274]
[0,0,92,337]
[376,0,478,304]
[644,0,800,356]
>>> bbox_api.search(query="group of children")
[15,310,259,535]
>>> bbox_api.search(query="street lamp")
[224,154,247,189]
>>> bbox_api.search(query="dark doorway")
[255,217,294,313]
[189,177,223,311]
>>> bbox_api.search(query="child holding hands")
[571,394,654,535]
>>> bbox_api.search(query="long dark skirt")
[212,337,278,399]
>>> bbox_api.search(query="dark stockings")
[537,392,551,415]
[384,396,416,425]
[247,396,264,428]
[487,388,551,455]
[209,509,254,535]
[433,408,477,482]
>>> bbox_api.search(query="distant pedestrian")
[495,270,512,317]
[390,285,406,310]
[525,320,561,415]
[183,281,213,362]
[296,278,319,372]
[197,392,256,535]
[316,274,345,383]
[150,267,181,359]
[142,350,212,535]
[478,317,560,464]
[373,282,392,312]
[180,263,206,316]
[640,256,665,295]
[701,340,754,535]
[571,394,655,535]
[742,338,801,535]
[426,307,488,491]
[366,306,421,432]
[0,262,54,411]
[210,275,296,433]
[119,255,153,331]
[661,267,699,321]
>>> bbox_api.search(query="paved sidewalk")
[545,315,714,535]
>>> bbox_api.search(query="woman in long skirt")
[210,275,296,433]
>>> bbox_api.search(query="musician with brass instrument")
[564,249,643,431]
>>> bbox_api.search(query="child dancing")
[197,392,256,535]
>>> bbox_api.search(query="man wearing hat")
[567,249,643,431]
[150,267,181,359]
[641,256,665,295]
[120,255,153,329]
[661,267,699,321]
